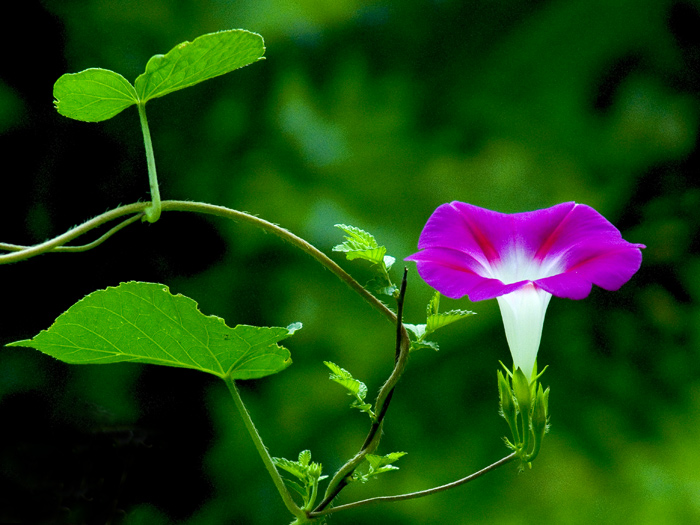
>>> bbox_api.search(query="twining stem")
[312,269,410,514]
[0,215,142,254]
[0,200,410,517]
[137,103,161,223]
[309,453,517,518]
[0,200,395,326]
[223,374,305,520]
[0,202,146,264]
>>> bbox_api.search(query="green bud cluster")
[497,364,550,469]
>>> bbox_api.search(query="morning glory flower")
[406,202,645,381]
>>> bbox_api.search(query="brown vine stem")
[309,453,517,518]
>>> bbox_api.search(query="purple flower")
[406,202,645,380]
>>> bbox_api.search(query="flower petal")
[406,201,644,301]
[406,247,527,300]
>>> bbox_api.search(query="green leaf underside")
[7,282,296,380]
[324,361,367,400]
[366,451,407,470]
[135,29,265,102]
[333,224,387,266]
[427,310,475,333]
[355,451,407,482]
[53,68,138,122]
[273,457,307,480]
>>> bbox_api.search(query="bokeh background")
[1,1,698,523]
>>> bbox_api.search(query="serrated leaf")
[298,450,311,467]
[53,68,138,122]
[403,323,427,340]
[355,452,407,482]
[282,478,308,500]
[324,361,368,400]
[366,451,407,470]
[7,282,297,380]
[333,224,386,266]
[272,457,307,481]
[426,309,476,333]
[410,340,440,352]
[135,29,265,103]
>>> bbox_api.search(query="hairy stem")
[223,374,305,519]
[309,453,517,518]
[0,215,142,254]
[138,103,161,223]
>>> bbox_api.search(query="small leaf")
[410,340,440,352]
[324,361,375,419]
[366,451,407,470]
[403,323,427,340]
[7,282,297,380]
[53,68,138,122]
[355,451,407,482]
[298,450,312,467]
[426,309,476,333]
[281,478,308,500]
[333,224,386,267]
[135,29,265,103]
[272,457,307,481]
[324,361,367,400]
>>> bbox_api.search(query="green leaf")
[426,309,476,333]
[333,224,386,267]
[324,361,375,419]
[53,68,138,122]
[298,449,312,467]
[366,451,407,470]
[354,451,407,483]
[135,29,265,103]
[324,361,367,400]
[272,457,307,481]
[403,323,427,340]
[7,281,297,380]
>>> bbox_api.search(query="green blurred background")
[1,0,698,523]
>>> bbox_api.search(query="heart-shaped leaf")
[7,281,298,380]
[135,29,265,102]
[53,68,138,122]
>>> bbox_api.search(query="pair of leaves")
[8,281,299,380]
[54,29,265,122]
[404,292,475,352]
[324,361,375,420]
[333,224,397,297]
[272,450,326,509]
[353,451,407,483]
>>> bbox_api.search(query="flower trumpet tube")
[405,201,645,380]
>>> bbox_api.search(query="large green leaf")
[53,68,138,122]
[135,29,265,102]
[7,282,298,380]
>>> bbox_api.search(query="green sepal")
[497,370,519,444]
[512,368,532,414]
